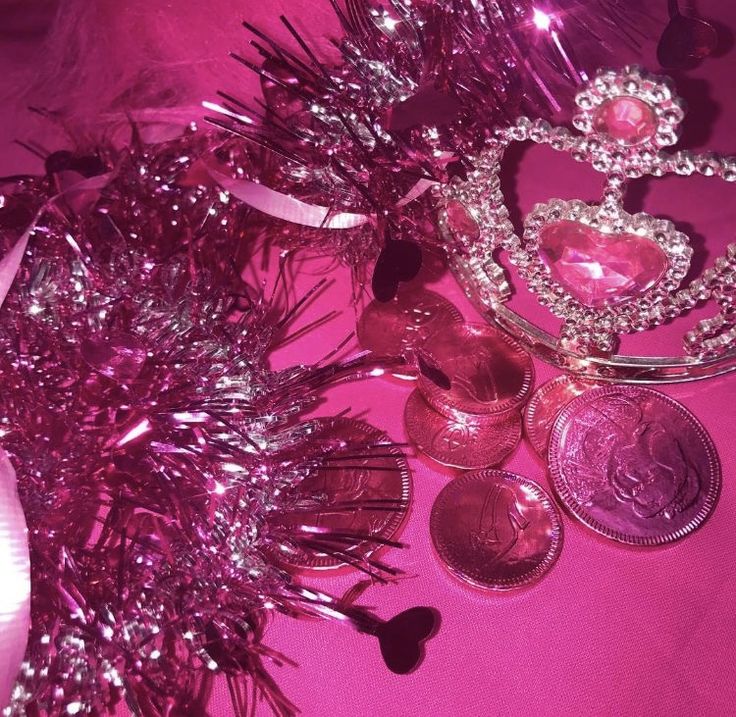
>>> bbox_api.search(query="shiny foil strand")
[0,128,407,717]
[207,0,650,271]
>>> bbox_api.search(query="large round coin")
[430,470,563,590]
[274,418,411,572]
[524,375,597,457]
[549,386,721,546]
[417,323,534,420]
[404,390,521,469]
[357,285,463,356]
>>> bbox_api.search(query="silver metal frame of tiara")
[438,66,736,384]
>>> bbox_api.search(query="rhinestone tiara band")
[438,66,736,384]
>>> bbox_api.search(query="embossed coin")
[549,386,721,546]
[274,418,411,572]
[357,285,463,356]
[430,470,563,590]
[404,390,521,469]
[418,322,534,419]
[524,375,597,457]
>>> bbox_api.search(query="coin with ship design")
[430,469,562,590]
[417,322,534,420]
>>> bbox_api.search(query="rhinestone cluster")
[684,246,736,358]
[519,199,690,353]
[439,66,736,361]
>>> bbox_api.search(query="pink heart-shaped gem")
[538,220,669,308]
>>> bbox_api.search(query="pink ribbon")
[0,450,30,709]
[0,224,33,311]
[0,218,35,709]
[211,171,371,229]
[0,172,113,312]
[211,164,443,229]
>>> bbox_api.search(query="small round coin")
[549,386,721,546]
[404,389,521,469]
[357,285,463,356]
[430,470,563,590]
[524,375,597,457]
[274,418,411,572]
[417,322,534,420]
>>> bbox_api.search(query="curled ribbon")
[0,218,35,710]
[0,172,113,311]
[0,450,30,709]
[210,161,444,229]
[211,171,371,229]
[0,226,31,311]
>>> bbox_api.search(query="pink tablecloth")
[231,2,736,715]
[2,1,734,715]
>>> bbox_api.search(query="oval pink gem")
[445,200,480,241]
[538,220,669,308]
[592,96,657,145]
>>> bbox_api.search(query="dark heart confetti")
[371,238,423,302]
[657,0,718,69]
[376,607,439,675]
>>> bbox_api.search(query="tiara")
[437,67,736,384]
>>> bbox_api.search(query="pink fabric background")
[240,2,736,716]
[1,2,735,715]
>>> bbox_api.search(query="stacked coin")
[405,322,534,469]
